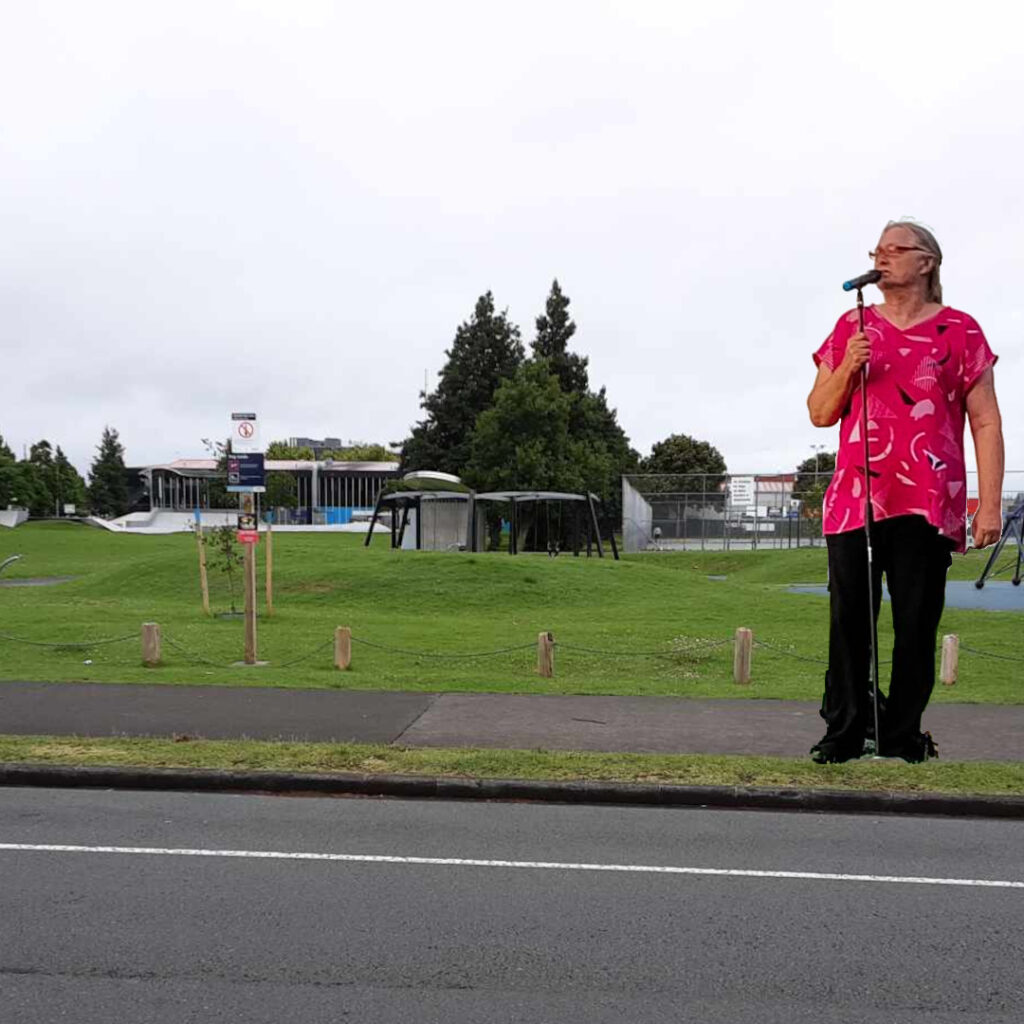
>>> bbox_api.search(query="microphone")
[842,269,882,292]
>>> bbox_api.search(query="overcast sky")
[3,0,1022,480]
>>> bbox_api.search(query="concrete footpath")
[2,681,1023,818]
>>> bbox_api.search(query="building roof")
[138,458,401,475]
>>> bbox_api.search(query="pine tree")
[87,426,130,518]
[530,281,637,512]
[402,292,524,475]
[532,279,589,394]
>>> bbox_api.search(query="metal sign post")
[238,493,258,664]
[228,413,264,665]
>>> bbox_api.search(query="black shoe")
[810,740,862,764]
[897,731,939,764]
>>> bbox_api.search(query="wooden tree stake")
[195,524,211,616]
[733,627,753,684]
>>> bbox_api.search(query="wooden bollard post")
[141,622,161,667]
[940,633,959,686]
[537,631,555,678]
[335,626,352,670]
[265,518,274,617]
[733,627,752,685]
[243,541,257,665]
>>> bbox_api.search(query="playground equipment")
[0,555,22,575]
[975,498,1024,589]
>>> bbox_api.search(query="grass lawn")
[4,735,1023,797]
[1,522,1022,703]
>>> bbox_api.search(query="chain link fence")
[622,471,1024,553]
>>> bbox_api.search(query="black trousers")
[822,515,952,757]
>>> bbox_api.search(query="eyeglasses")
[869,245,930,260]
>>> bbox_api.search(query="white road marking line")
[0,843,1022,889]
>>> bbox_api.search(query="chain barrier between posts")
[0,632,137,649]
[554,638,732,658]
[274,637,336,668]
[959,644,1024,664]
[0,630,1016,669]
[753,636,898,667]
[350,636,536,659]
[162,634,229,668]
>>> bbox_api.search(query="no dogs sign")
[230,412,260,454]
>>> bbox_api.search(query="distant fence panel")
[621,472,1024,553]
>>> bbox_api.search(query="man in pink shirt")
[807,220,1004,763]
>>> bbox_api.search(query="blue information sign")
[226,453,266,493]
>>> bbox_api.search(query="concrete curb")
[3,762,1024,819]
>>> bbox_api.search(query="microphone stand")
[856,286,882,757]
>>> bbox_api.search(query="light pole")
[809,444,829,548]
[810,443,828,479]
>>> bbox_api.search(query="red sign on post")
[236,531,260,544]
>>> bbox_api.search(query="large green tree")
[26,442,87,515]
[638,434,727,497]
[401,292,524,475]
[465,360,628,548]
[54,446,87,513]
[26,441,56,516]
[22,441,84,516]
[87,426,130,518]
[465,361,577,494]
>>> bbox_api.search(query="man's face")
[872,227,934,292]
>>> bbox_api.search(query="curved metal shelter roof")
[377,490,471,503]
[475,491,597,503]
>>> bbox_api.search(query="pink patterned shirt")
[813,305,997,552]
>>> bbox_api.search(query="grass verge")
[2,735,1023,796]
[3,524,1023,702]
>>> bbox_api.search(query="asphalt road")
[2,788,1022,1023]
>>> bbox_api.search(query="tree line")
[0,427,129,519]
[398,281,729,510]
[6,283,831,524]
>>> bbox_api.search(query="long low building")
[136,458,401,523]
